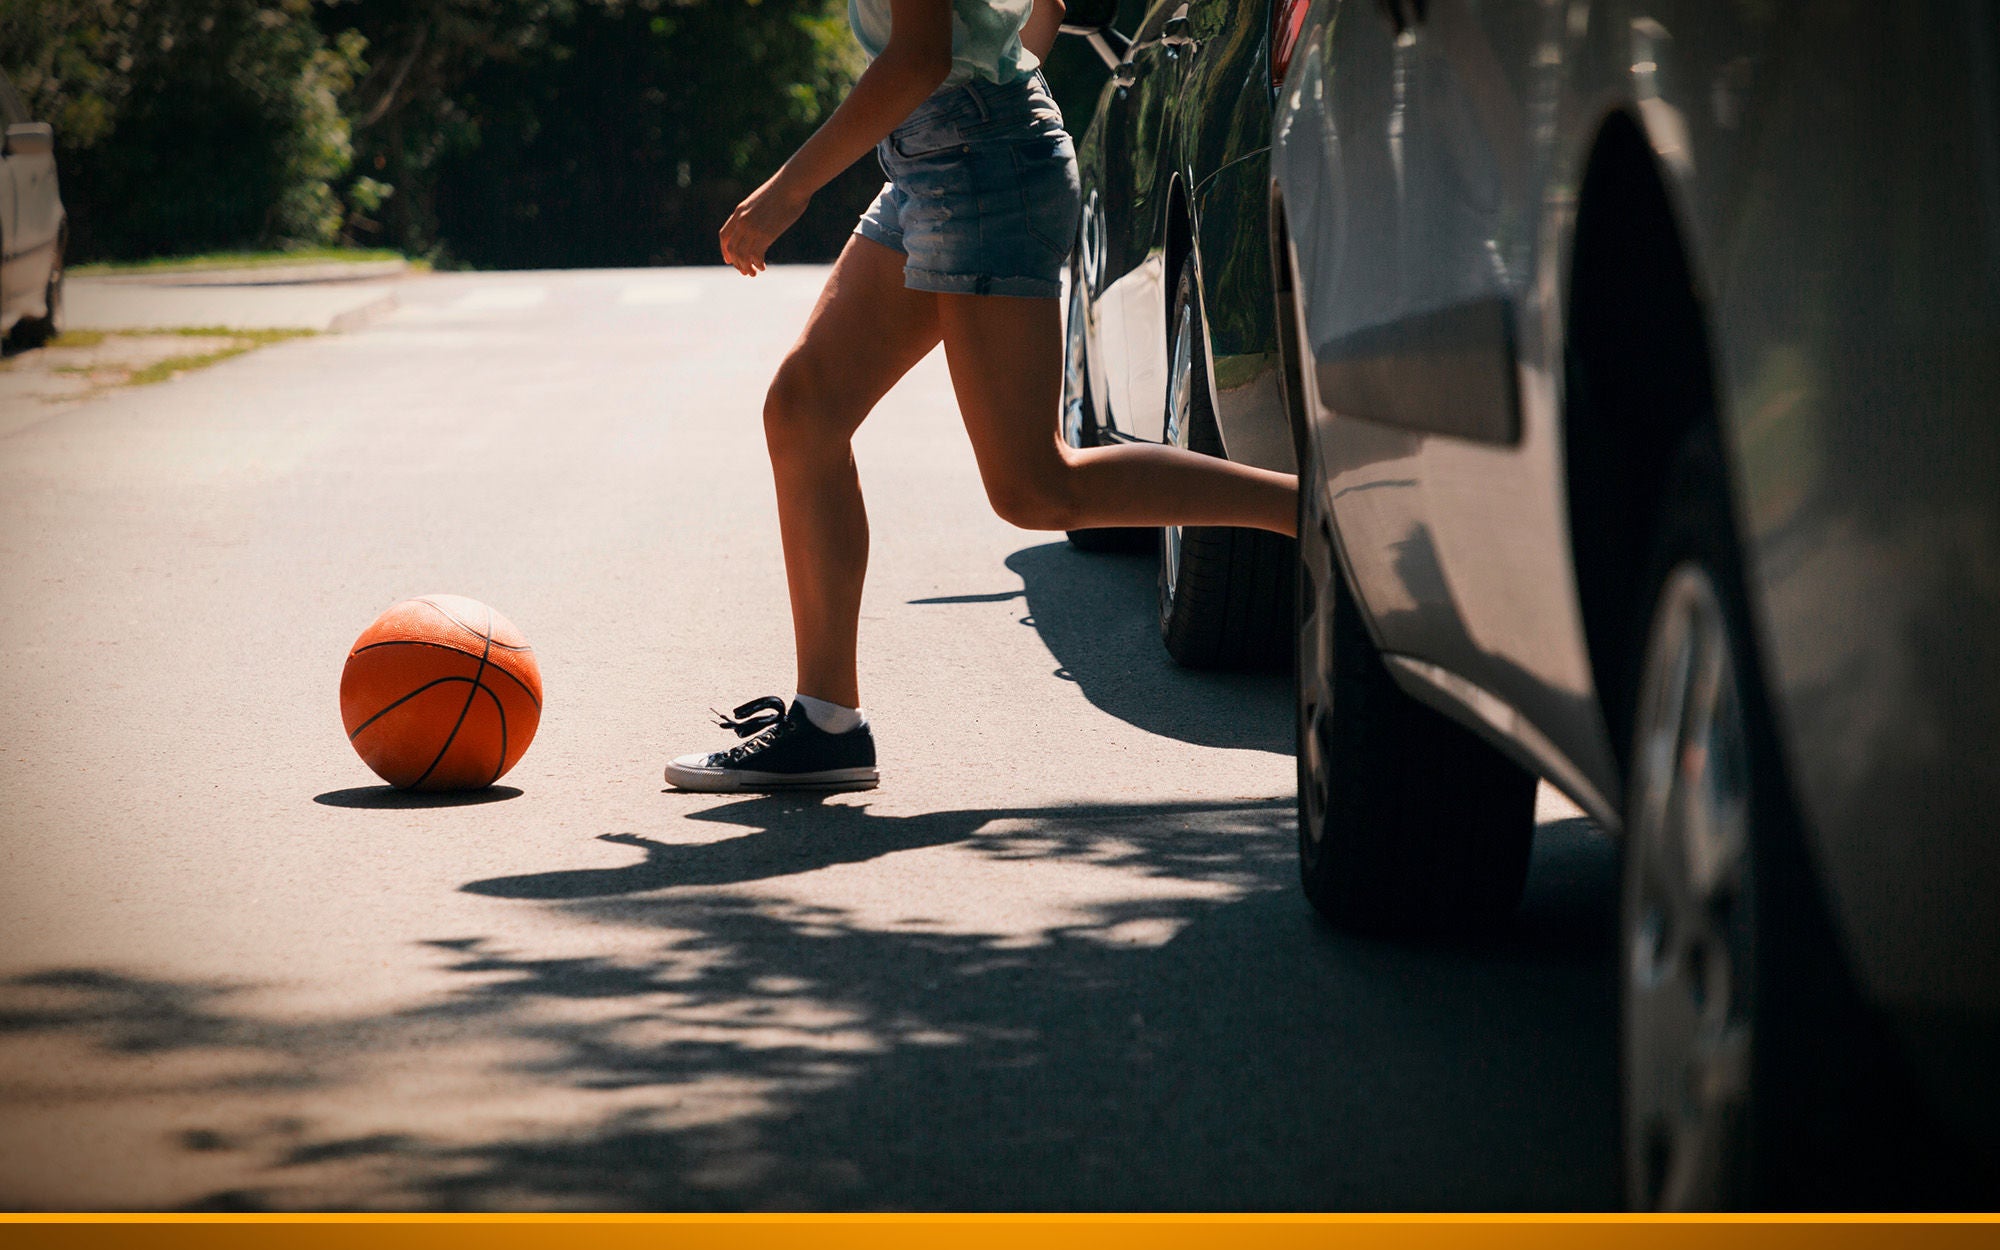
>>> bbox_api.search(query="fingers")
[718,213,769,276]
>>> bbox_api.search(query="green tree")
[315,0,578,254]
[436,0,867,267]
[320,0,867,267]
[1,0,364,260]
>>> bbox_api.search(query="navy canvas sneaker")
[664,695,879,793]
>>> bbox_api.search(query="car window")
[0,72,28,127]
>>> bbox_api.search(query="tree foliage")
[321,0,869,268]
[2,0,1118,268]
[2,0,362,259]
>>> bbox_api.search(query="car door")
[1089,0,1192,442]
[1310,0,1606,774]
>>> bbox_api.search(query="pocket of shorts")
[1014,134,1081,258]
[888,98,980,159]
[890,125,964,160]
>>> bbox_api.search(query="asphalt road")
[0,267,1618,1211]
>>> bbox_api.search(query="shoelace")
[709,695,794,765]
[712,695,786,738]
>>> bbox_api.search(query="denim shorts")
[855,71,1081,299]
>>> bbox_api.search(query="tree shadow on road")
[0,795,1619,1211]
[911,541,1290,755]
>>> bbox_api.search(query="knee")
[762,357,844,455]
[984,469,1079,532]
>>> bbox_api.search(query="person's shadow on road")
[459,792,1295,900]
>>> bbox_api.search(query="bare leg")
[934,292,1297,536]
[765,236,940,708]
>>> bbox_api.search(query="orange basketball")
[339,594,544,791]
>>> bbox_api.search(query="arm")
[719,0,953,276]
[1022,0,1066,63]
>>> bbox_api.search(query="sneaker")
[664,695,879,793]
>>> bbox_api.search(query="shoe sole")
[663,762,880,793]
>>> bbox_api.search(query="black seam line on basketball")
[409,616,492,789]
[414,598,532,650]
[349,639,543,711]
[479,682,508,788]
[348,676,479,741]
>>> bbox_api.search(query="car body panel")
[1080,2,1186,441]
[0,71,63,337]
[1073,0,1294,472]
[1277,0,1614,818]
[1274,0,2000,1112]
[1193,151,1295,471]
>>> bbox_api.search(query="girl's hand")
[719,175,810,276]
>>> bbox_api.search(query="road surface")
[0,267,1617,1210]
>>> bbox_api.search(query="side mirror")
[3,122,54,158]
[1058,0,1132,68]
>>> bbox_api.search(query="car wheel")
[11,229,65,350]
[1617,429,1931,1210]
[1061,255,1152,555]
[1159,265,1294,670]
[1620,537,1757,1210]
[1294,429,1536,933]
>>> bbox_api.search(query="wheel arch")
[1563,107,1728,777]
[1268,188,1310,467]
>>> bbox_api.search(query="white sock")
[793,692,865,735]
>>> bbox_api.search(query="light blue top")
[848,0,1039,87]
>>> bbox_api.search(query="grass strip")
[127,346,257,386]
[70,248,413,277]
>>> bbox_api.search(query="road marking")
[452,285,548,311]
[618,280,701,306]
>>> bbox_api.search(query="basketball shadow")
[314,785,523,809]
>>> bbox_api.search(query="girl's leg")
[765,234,941,709]
[934,292,1298,537]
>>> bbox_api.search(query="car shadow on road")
[912,541,1290,755]
[0,794,1620,1211]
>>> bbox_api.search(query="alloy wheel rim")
[1162,308,1195,603]
[1623,561,1754,1210]
[1062,268,1090,450]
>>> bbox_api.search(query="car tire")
[1294,431,1536,934]
[1061,255,1153,555]
[1158,265,1294,670]
[11,229,65,350]
[1618,428,1945,1210]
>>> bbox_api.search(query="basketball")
[339,594,544,791]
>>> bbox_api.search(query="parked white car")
[0,69,65,347]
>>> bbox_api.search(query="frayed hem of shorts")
[904,267,1060,299]
[853,221,905,254]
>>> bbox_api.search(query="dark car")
[0,69,65,348]
[1058,0,1301,669]
[1271,0,2000,1209]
